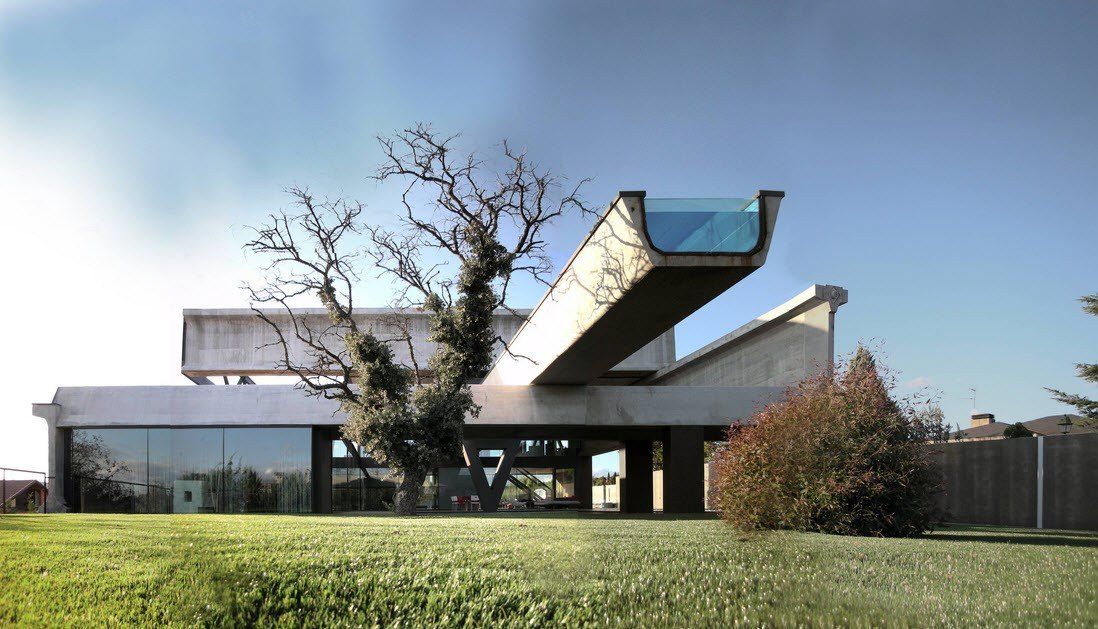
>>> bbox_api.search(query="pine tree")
[1045,294,1097,420]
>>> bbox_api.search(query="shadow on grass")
[930,524,1098,548]
[328,509,720,521]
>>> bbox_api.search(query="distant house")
[950,411,1092,441]
[2,480,47,513]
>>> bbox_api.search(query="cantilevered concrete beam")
[181,308,673,381]
[484,191,784,386]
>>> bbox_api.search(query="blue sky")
[0,2,1095,475]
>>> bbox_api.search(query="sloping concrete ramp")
[484,191,784,385]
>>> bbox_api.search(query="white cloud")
[903,375,934,389]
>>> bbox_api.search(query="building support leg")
[619,440,653,514]
[576,452,593,509]
[463,439,521,513]
[311,428,333,514]
[662,427,705,514]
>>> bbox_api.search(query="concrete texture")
[646,284,847,387]
[39,384,784,428]
[484,191,783,386]
[934,437,1038,528]
[931,434,1098,530]
[29,403,67,512]
[1042,433,1098,530]
[182,307,674,380]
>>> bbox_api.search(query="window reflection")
[224,428,311,513]
[70,427,312,514]
[71,428,147,513]
[170,429,222,514]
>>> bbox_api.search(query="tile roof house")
[950,412,1092,441]
[2,479,47,513]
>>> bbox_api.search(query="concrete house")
[33,191,847,515]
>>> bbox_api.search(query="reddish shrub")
[711,346,942,537]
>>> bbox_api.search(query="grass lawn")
[1,514,1095,627]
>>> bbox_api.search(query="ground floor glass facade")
[71,427,311,514]
[331,440,577,511]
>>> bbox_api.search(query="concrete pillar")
[463,439,521,513]
[619,440,653,513]
[662,427,705,513]
[575,453,593,509]
[312,428,333,514]
[31,403,68,512]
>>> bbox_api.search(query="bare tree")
[244,124,592,514]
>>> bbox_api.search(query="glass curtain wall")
[224,428,311,513]
[70,427,312,514]
[331,440,435,511]
[71,428,149,513]
[328,439,581,512]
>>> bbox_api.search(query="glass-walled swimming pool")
[642,197,762,254]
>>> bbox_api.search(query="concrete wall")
[41,384,785,428]
[932,433,1098,531]
[647,285,847,388]
[592,483,619,506]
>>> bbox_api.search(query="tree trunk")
[394,467,427,515]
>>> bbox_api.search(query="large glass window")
[331,439,433,511]
[170,429,223,514]
[70,427,312,514]
[71,428,148,513]
[554,468,576,499]
[224,428,311,513]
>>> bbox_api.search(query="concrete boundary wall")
[931,433,1098,531]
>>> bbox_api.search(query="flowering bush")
[712,346,943,536]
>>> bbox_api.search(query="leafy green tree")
[245,125,590,514]
[1046,294,1097,421]
[1002,422,1034,439]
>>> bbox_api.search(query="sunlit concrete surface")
[182,307,674,381]
[645,284,848,387]
[484,191,783,385]
[38,384,783,429]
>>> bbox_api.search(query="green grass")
[1,514,1095,627]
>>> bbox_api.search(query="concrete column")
[619,440,653,513]
[31,403,68,512]
[662,427,705,513]
[463,439,521,513]
[575,452,593,509]
[311,428,332,514]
